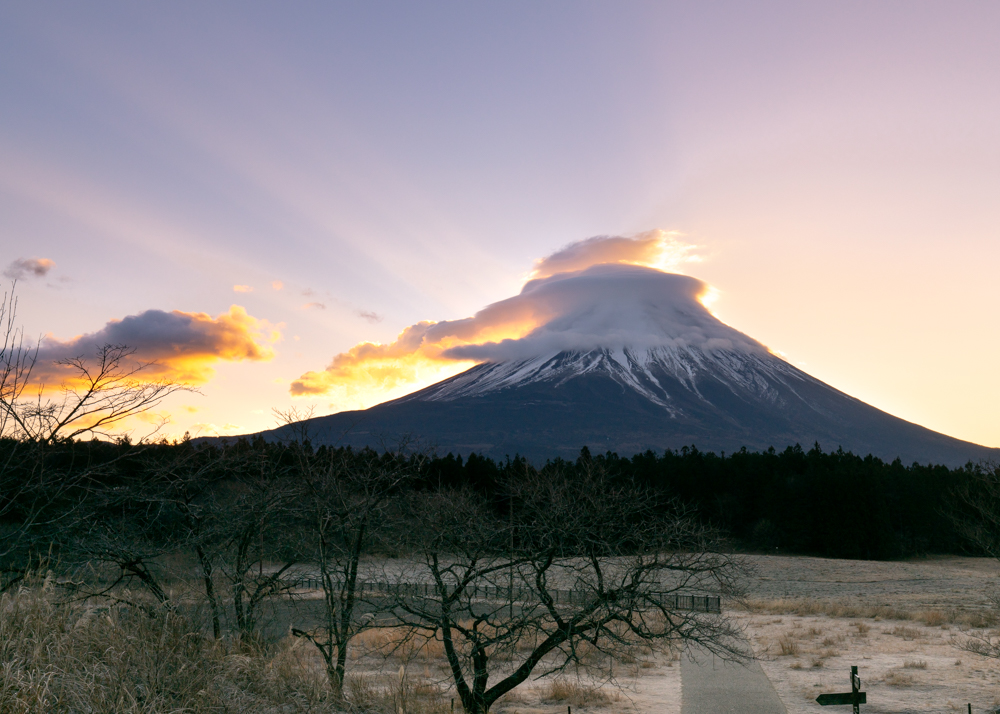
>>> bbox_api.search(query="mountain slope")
[261,266,995,466]
[270,345,995,467]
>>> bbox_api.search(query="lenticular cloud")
[443,265,763,362]
[290,231,754,399]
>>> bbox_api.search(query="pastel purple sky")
[2,2,998,447]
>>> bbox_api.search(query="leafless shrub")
[777,636,799,656]
[285,432,421,695]
[544,678,618,707]
[883,669,915,686]
[889,625,922,640]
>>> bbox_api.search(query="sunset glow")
[1,2,997,446]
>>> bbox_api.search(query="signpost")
[816,666,866,713]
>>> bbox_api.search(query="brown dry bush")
[883,669,915,687]
[888,625,922,641]
[743,597,998,629]
[777,636,799,656]
[354,626,449,664]
[543,678,619,707]
[343,671,451,714]
[0,581,342,713]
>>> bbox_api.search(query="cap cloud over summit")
[441,264,764,362]
[289,232,732,399]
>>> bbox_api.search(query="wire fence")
[293,579,721,613]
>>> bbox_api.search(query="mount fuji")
[266,265,996,467]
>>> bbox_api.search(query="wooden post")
[851,666,860,714]
[509,493,514,620]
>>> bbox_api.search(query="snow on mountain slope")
[258,262,997,466]
[400,265,823,419]
[405,346,811,416]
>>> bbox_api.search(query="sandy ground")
[486,555,1000,713]
[292,556,1000,713]
[745,613,1000,713]
[740,555,1000,713]
[488,652,681,714]
[744,555,1000,611]
[341,640,681,714]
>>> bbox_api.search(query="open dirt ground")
[746,612,1000,713]
[277,556,1000,713]
[739,554,1000,713]
[434,556,1000,713]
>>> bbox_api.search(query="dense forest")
[424,443,973,560]
[1,434,987,567]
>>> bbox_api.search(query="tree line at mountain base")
[2,435,991,567]
[424,442,986,560]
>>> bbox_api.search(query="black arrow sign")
[816,692,867,706]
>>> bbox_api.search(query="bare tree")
[376,463,750,714]
[949,460,1000,658]
[0,283,187,590]
[61,437,305,642]
[207,442,304,641]
[2,343,188,444]
[276,408,420,694]
[62,441,228,631]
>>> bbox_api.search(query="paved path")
[681,646,787,714]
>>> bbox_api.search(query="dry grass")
[343,671,450,714]
[0,574,680,714]
[0,580,343,713]
[777,635,799,656]
[888,625,923,641]
[882,669,916,687]
[543,678,619,707]
[743,597,998,629]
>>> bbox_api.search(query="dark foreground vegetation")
[3,435,991,571]
[3,436,999,713]
[426,443,991,560]
[2,435,752,713]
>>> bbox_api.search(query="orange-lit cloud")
[290,231,724,404]
[33,305,280,387]
[272,280,284,290]
[233,284,253,292]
